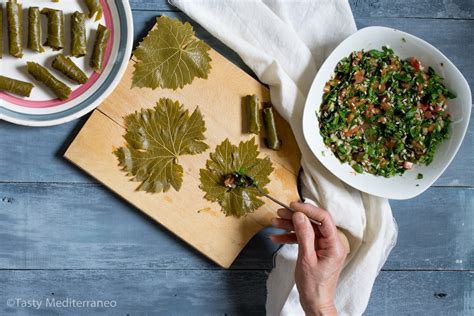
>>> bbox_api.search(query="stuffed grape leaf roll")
[263,107,282,151]
[28,7,45,53]
[0,75,34,97]
[27,61,71,100]
[246,95,261,134]
[7,0,23,58]
[71,11,87,57]
[52,54,88,84]
[90,24,110,73]
[85,0,103,21]
[41,8,65,51]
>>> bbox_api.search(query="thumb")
[293,212,316,261]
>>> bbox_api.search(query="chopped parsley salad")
[318,46,455,177]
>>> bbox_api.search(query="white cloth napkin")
[171,0,398,314]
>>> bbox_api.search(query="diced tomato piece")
[410,57,421,71]
[424,111,433,119]
[419,103,429,111]
[417,84,423,93]
[365,104,374,117]
[381,98,391,110]
[344,126,360,137]
[403,161,413,169]
[354,70,365,83]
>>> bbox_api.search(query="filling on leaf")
[114,98,209,193]
[132,16,212,90]
[199,138,273,217]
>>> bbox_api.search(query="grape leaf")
[114,98,209,193]
[199,138,273,217]
[132,16,212,90]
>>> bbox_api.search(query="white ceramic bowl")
[302,26,471,199]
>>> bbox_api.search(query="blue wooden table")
[1,1,472,315]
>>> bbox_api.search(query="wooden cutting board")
[65,47,302,268]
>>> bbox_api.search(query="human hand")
[270,202,348,316]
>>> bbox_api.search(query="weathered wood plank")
[350,0,474,19]
[0,270,471,315]
[129,0,176,12]
[1,184,472,270]
[0,270,268,315]
[128,0,474,19]
[387,187,474,270]
[0,119,91,183]
[0,183,280,270]
[434,106,473,186]
[1,13,473,186]
[366,271,473,316]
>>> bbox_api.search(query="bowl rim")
[302,26,472,199]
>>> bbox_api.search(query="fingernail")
[290,201,302,208]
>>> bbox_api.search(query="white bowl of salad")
[302,26,471,199]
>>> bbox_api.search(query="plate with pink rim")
[0,0,133,126]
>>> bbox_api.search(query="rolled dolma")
[85,0,103,21]
[27,61,71,100]
[246,95,261,134]
[52,54,88,84]
[263,107,282,151]
[90,24,110,73]
[28,7,45,53]
[0,75,34,97]
[71,11,87,57]
[7,0,23,58]
[41,8,65,51]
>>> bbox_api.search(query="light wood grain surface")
[65,48,301,268]
[0,1,472,315]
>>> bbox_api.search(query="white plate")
[0,0,133,126]
[302,26,471,199]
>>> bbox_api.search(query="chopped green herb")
[417,173,423,179]
[319,47,454,177]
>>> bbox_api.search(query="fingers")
[289,202,337,239]
[271,218,295,231]
[269,233,297,244]
[292,212,316,260]
[277,208,293,220]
